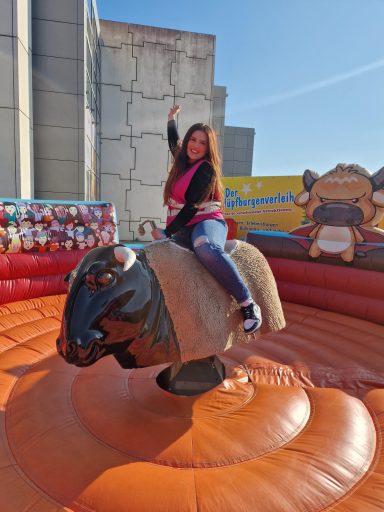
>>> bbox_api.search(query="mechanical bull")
[294,164,384,262]
[57,245,180,368]
[57,241,286,369]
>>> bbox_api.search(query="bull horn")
[371,166,384,191]
[114,246,136,271]
[303,169,319,192]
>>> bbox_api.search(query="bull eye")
[96,271,115,287]
[66,263,81,291]
[351,198,358,204]
[320,198,326,203]
[67,271,76,290]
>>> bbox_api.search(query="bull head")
[56,245,152,367]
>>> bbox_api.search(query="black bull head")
[56,245,179,368]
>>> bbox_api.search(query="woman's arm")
[164,162,214,237]
[167,120,180,156]
[167,104,181,156]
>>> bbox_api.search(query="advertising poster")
[222,175,304,239]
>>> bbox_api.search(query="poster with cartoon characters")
[0,201,118,254]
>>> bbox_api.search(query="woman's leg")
[191,219,250,303]
[170,226,193,250]
[191,219,261,333]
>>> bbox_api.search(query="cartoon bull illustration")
[57,241,285,369]
[293,164,384,262]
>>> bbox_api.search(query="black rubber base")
[156,356,226,395]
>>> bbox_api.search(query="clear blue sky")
[96,0,384,177]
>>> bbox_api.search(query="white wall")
[100,21,215,241]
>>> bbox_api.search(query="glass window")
[86,76,92,110]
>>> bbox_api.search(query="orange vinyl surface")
[0,295,384,511]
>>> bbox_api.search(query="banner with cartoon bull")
[244,164,384,271]
[289,163,384,265]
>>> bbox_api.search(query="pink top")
[166,160,224,228]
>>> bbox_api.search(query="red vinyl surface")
[0,250,88,305]
[267,256,384,325]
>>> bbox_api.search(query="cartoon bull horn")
[371,167,384,191]
[114,246,136,271]
[303,169,320,192]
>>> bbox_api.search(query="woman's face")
[186,130,208,163]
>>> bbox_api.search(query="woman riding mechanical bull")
[57,107,285,369]
[152,104,262,334]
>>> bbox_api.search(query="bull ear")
[303,169,319,192]
[114,246,136,271]
[372,189,384,207]
[371,167,384,191]
[294,190,310,207]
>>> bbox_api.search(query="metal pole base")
[156,356,226,396]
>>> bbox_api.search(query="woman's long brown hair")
[163,123,224,206]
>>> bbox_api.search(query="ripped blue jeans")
[171,219,251,304]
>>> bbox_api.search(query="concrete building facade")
[32,0,101,201]
[223,126,255,177]
[0,1,254,241]
[212,85,226,159]
[0,0,34,199]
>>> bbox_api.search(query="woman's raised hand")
[168,104,181,121]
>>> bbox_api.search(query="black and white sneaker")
[241,302,262,334]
